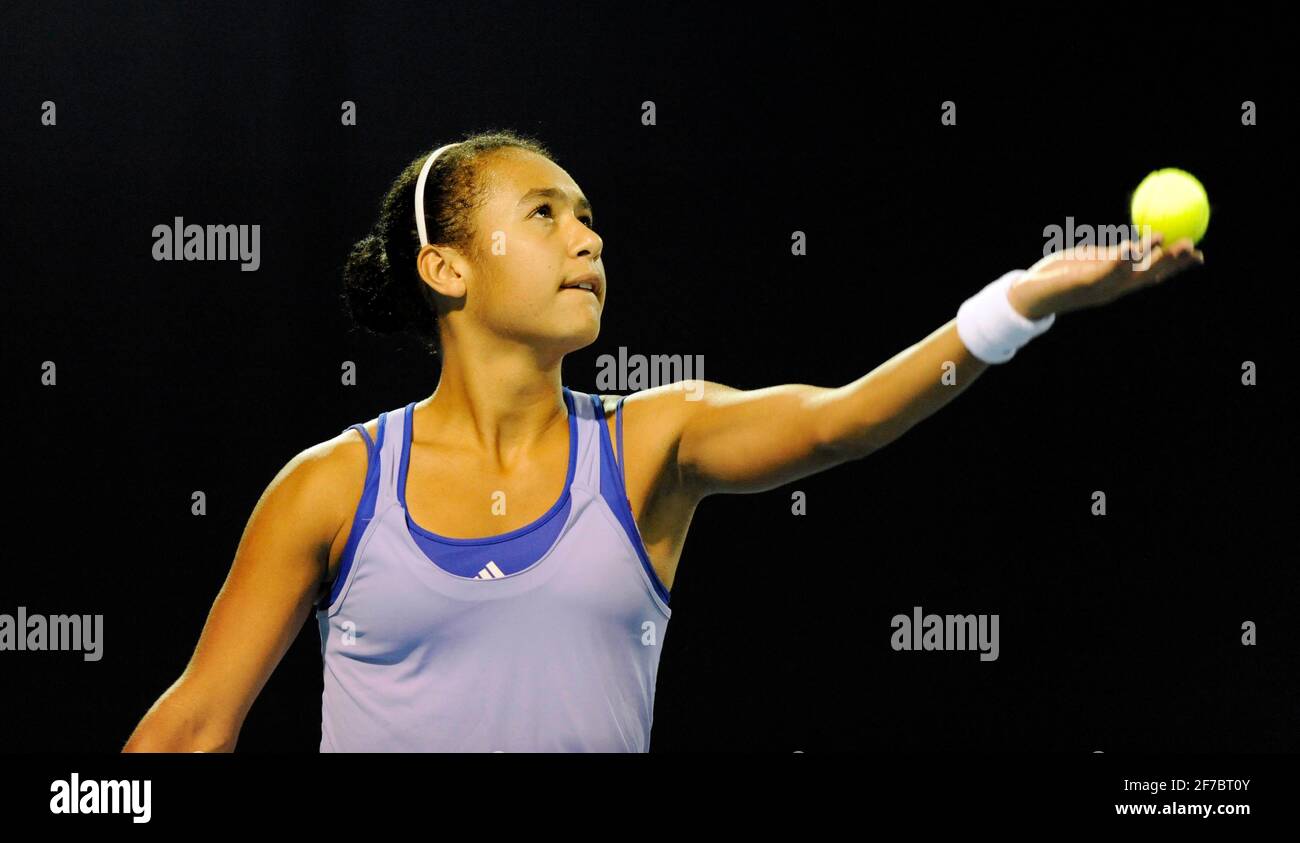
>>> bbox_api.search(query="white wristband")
[955,269,1056,364]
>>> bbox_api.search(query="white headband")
[414,143,462,247]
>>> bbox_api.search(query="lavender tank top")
[314,387,672,752]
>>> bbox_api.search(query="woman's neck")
[416,347,568,471]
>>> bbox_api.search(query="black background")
[1,3,1295,753]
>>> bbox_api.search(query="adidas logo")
[474,560,506,580]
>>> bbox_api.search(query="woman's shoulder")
[281,417,381,518]
[327,416,381,473]
[591,383,712,464]
[594,382,708,429]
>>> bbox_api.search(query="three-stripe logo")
[475,560,506,580]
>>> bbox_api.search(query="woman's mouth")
[559,273,601,297]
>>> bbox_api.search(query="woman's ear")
[417,244,468,299]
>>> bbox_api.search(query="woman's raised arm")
[672,236,1205,497]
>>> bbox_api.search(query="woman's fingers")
[1119,232,1163,266]
[1169,238,1206,264]
[1145,238,1206,283]
[1163,238,1204,267]
[1136,231,1163,259]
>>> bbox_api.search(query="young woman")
[123,129,1204,752]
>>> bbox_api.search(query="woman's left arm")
[675,235,1205,497]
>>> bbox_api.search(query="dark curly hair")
[340,128,556,356]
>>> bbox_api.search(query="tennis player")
[123,130,1203,752]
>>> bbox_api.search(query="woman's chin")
[559,321,600,353]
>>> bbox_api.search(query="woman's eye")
[533,203,595,230]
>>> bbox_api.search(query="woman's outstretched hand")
[1006,233,1206,320]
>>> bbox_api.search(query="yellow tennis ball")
[1130,168,1210,247]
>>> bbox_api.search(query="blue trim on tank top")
[400,385,579,547]
[321,413,386,611]
[595,393,671,606]
[617,395,626,475]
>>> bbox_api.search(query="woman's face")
[456,149,606,354]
